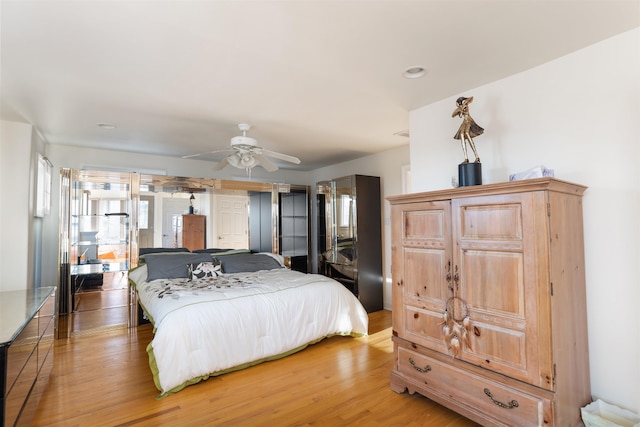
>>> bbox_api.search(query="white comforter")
[129,265,368,396]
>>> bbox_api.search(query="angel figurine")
[452,96,483,163]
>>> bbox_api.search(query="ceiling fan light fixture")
[240,153,257,168]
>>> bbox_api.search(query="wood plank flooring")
[32,310,480,426]
[71,271,129,334]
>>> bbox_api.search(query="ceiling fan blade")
[260,149,301,164]
[213,157,231,170]
[253,153,279,172]
[182,152,211,159]
[185,124,298,172]
[182,149,233,159]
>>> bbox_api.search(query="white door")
[215,195,249,249]
[162,198,190,248]
[138,196,155,249]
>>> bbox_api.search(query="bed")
[128,251,369,397]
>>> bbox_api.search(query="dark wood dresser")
[1,287,56,427]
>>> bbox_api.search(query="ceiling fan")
[182,124,301,173]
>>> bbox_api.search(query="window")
[139,200,149,229]
[339,194,351,228]
[35,153,52,217]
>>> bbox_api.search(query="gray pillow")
[217,253,284,274]
[193,248,252,256]
[192,248,235,254]
[139,247,190,256]
[144,252,213,281]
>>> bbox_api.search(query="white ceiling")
[2,1,639,171]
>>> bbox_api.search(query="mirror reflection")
[318,175,357,286]
[138,174,281,255]
[316,174,382,312]
[59,170,310,337]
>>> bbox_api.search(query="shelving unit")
[279,187,310,272]
[249,185,311,273]
[71,214,129,265]
[70,213,129,296]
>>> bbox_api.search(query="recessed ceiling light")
[403,66,426,79]
[97,123,117,129]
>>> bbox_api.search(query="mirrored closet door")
[58,169,138,338]
[317,174,383,312]
[59,171,311,336]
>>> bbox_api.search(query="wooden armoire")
[387,178,590,426]
[182,214,206,251]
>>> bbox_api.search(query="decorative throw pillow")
[188,260,222,280]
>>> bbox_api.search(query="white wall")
[0,121,33,290]
[410,28,640,414]
[0,120,52,291]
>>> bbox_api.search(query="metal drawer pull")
[409,357,431,373]
[484,388,519,409]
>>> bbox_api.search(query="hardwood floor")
[71,271,130,335]
[32,310,480,426]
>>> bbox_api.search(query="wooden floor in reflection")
[71,271,130,336]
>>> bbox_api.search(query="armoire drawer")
[396,346,553,426]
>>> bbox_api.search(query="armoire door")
[451,192,553,389]
[391,200,452,355]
